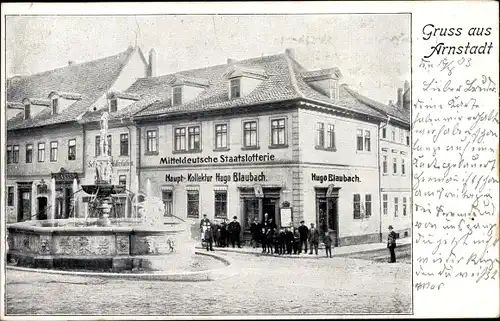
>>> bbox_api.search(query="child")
[260,227,267,253]
[205,225,214,251]
[323,231,333,258]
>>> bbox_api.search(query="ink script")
[413,25,499,293]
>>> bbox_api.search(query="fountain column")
[134,175,139,219]
[50,178,56,221]
[72,178,79,218]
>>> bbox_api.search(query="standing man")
[250,217,261,249]
[298,220,309,254]
[220,218,228,247]
[228,216,242,248]
[204,225,214,251]
[308,223,319,255]
[199,213,211,245]
[387,225,397,263]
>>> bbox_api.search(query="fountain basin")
[81,184,125,197]
[7,218,193,272]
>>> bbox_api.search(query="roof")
[301,67,342,80]
[343,85,410,124]
[7,46,137,131]
[133,52,385,120]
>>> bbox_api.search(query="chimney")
[285,48,296,59]
[397,88,403,108]
[404,80,410,92]
[227,58,236,65]
[68,60,75,66]
[388,100,393,106]
[148,48,156,77]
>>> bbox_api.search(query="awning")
[161,185,174,191]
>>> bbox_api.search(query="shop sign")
[87,159,133,168]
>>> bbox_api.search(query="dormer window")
[52,98,59,115]
[172,86,183,106]
[330,79,339,100]
[109,98,118,112]
[24,103,30,120]
[230,78,241,99]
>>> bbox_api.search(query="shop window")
[174,127,186,151]
[7,145,12,164]
[38,142,45,162]
[353,194,361,219]
[50,142,58,162]
[68,139,76,160]
[187,190,199,218]
[26,144,33,163]
[270,118,286,146]
[120,133,129,156]
[214,124,228,149]
[146,129,158,154]
[243,120,258,148]
[162,191,173,217]
[365,194,372,217]
[383,194,388,215]
[188,126,201,152]
[7,186,14,206]
[394,197,399,217]
[13,145,19,163]
[214,190,227,218]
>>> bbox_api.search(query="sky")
[6,14,410,104]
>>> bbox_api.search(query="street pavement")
[5,251,411,316]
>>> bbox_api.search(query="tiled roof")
[169,75,209,87]
[301,67,342,80]
[133,53,385,120]
[7,102,24,109]
[108,91,141,101]
[26,98,51,106]
[343,85,410,123]
[49,91,82,100]
[7,47,136,130]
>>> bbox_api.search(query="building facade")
[5,47,411,246]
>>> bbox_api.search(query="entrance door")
[316,188,340,246]
[243,198,259,231]
[37,197,48,220]
[262,198,277,227]
[18,191,32,222]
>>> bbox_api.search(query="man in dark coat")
[204,225,214,251]
[214,222,222,247]
[292,227,301,254]
[387,225,397,263]
[220,218,228,247]
[298,220,309,254]
[285,228,294,255]
[228,216,242,248]
[250,218,261,249]
[278,229,286,255]
[308,223,320,255]
[199,214,211,244]
[260,227,268,253]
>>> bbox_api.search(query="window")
[118,175,126,187]
[7,146,12,164]
[12,145,19,163]
[382,127,387,139]
[109,98,118,112]
[38,143,45,162]
[403,197,407,216]
[174,128,186,151]
[214,190,227,218]
[120,133,129,156]
[7,187,14,206]
[172,86,182,105]
[107,135,112,156]
[357,129,371,152]
[215,124,228,149]
[146,130,158,153]
[187,190,200,218]
[400,129,404,143]
[392,129,396,141]
[382,155,388,174]
[162,191,173,217]
[365,194,372,217]
[331,80,339,100]
[353,194,361,219]
[316,122,325,147]
[24,104,30,119]
[52,98,58,114]
[394,197,399,217]
[243,121,258,147]
[327,124,336,149]
[401,158,406,175]
[406,132,410,146]
[188,126,201,151]
[393,157,398,174]
[50,142,58,162]
[26,144,33,163]
[230,78,241,99]
[271,118,286,146]
[68,139,76,160]
[383,194,388,215]
[95,136,101,156]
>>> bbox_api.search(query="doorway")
[262,198,277,227]
[37,197,48,220]
[17,189,32,222]
[316,187,340,246]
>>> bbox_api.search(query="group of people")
[250,214,334,257]
[200,214,242,251]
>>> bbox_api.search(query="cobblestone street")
[6,252,411,316]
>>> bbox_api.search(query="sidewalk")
[195,237,412,259]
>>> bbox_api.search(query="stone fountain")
[7,111,198,272]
